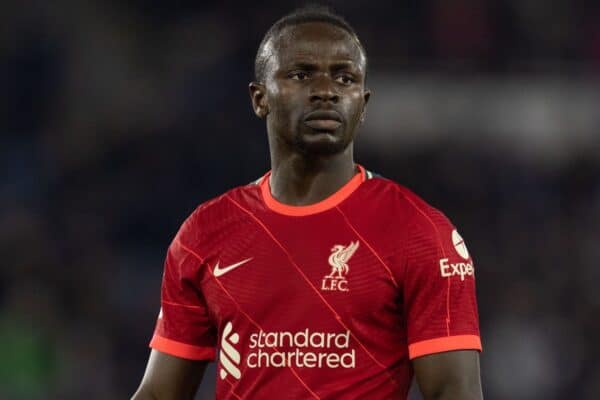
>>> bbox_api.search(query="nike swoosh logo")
[213,258,253,277]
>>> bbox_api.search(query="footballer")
[133,6,483,400]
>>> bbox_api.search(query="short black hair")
[254,5,367,83]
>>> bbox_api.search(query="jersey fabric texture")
[150,165,481,399]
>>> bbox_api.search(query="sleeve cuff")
[149,334,216,361]
[408,334,482,360]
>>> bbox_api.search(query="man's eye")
[335,75,354,85]
[290,72,309,80]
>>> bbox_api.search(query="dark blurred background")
[1,0,599,399]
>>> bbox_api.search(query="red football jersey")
[150,165,481,399]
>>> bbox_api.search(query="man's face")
[253,22,370,156]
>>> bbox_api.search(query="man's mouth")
[303,110,342,131]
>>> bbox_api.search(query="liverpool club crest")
[321,241,359,292]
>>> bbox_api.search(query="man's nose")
[309,75,339,103]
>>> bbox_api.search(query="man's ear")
[360,89,371,124]
[249,82,269,118]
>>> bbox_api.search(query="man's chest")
[196,218,403,333]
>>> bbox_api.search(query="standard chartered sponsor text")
[246,329,355,369]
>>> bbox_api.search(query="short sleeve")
[403,210,481,360]
[149,217,217,361]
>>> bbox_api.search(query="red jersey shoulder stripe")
[150,334,216,361]
[408,335,482,359]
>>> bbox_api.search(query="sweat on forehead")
[255,21,367,82]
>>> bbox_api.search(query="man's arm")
[131,350,209,400]
[413,350,483,400]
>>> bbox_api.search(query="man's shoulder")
[177,179,263,238]
[362,172,443,214]
[360,171,454,232]
[197,179,262,214]
[360,173,463,264]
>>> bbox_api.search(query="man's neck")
[269,146,357,206]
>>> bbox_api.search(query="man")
[133,6,483,400]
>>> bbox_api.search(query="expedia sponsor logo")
[451,229,469,260]
[247,329,355,369]
[439,258,474,281]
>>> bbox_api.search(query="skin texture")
[132,21,483,400]
[414,351,483,400]
[131,351,208,400]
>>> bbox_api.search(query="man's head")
[249,6,370,157]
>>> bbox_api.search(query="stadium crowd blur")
[1,1,599,399]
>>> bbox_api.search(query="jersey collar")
[259,164,366,217]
